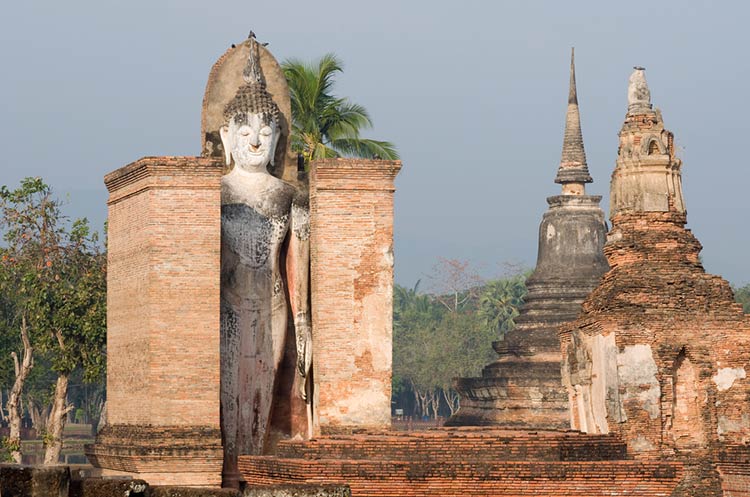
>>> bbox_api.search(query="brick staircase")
[239,428,684,497]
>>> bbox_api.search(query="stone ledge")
[104,156,223,198]
[244,484,351,497]
[0,464,71,497]
[86,425,222,485]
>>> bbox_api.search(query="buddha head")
[220,36,281,172]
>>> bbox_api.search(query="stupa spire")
[627,66,652,114]
[555,48,592,190]
[242,33,264,86]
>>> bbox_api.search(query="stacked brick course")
[309,159,401,435]
[239,428,683,496]
[86,156,224,487]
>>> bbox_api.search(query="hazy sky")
[1,0,748,287]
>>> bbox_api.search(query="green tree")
[478,274,528,337]
[0,177,59,462]
[393,282,444,417]
[392,267,529,419]
[0,178,106,464]
[282,54,399,165]
[734,284,750,313]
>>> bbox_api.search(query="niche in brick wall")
[670,348,706,449]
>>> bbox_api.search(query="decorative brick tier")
[238,428,683,496]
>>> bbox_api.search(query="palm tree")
[282,54,399,165]
[478,276,528,335]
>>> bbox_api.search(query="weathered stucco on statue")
[202,36,295,181]
[218,36,312,489]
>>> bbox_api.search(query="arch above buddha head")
[201,33,294,180]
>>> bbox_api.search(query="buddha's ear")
[269,126,281,167]
[219,125,232,166]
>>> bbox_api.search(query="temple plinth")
[447,49,608,428]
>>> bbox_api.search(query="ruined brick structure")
[239,428,684,496]
[560,68,750,496]
[240,60,690,497]
[88,39,305,488]
[86,157,224,486]
[310,158,401,434]
[88,39,401,487]
[449,50,608,429]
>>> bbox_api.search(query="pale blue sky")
[1,0,748,286]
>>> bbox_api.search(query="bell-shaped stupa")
[447,49,609,428]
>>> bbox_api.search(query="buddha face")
[220,112,279,171]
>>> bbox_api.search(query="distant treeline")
[393,260,750,420]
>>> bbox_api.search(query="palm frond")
[282,53,398,164]
[329,138,400,160]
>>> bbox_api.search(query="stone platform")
[239,428,683,496]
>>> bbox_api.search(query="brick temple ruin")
[84,36,399,492]
[560,67,750,497]
[63,35,750,497]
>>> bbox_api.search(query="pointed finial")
[555,48,592,186]
[627,66,652,113]
[223,32,280,126]
[568,47,578,105]
[242,34,264,85]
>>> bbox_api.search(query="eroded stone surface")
[449,50,608,429]
[218,37,312,488]
[0,464,70,497]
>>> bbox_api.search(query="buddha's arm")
[286,193,312,393]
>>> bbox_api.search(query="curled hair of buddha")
[223,35,280,126]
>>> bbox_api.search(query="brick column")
[309,159,401,435]
[86,156,224,487]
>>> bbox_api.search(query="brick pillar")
[86,157,224,487]
[309,158,401,435]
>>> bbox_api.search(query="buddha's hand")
[294,313,313,399]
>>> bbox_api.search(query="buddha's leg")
[237,286,277,455]
[220,299,241,488]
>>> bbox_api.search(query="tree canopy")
[0,178,106,463]
[392,263,528,418]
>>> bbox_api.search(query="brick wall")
[309,159,401,434]
[239,429,684,497]
[89,156,224,486]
